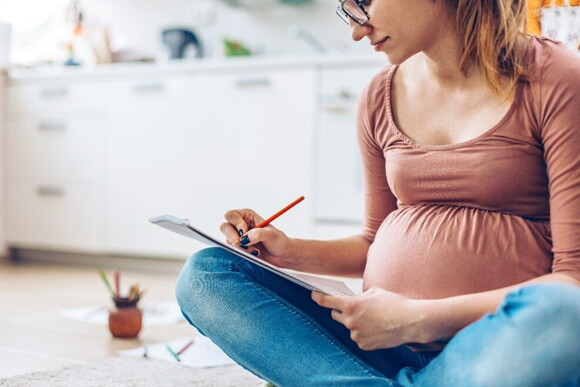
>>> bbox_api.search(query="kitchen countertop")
[7,53,387,83]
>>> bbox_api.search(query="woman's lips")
[372,37,389,51]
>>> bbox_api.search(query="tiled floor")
[0,259,193,378]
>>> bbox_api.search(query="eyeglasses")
[336,0,371,26]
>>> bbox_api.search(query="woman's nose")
[350,21,371,42]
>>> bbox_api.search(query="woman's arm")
[312,273,579,351]
[284,235,371,277]
[415,272,580,345]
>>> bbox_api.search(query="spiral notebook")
[149,215,354,296]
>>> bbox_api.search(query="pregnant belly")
[363,205,552,299]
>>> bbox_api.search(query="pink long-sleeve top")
[359,37,580,299]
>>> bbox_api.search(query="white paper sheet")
[117,336,235,368]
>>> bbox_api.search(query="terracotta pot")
[108,298,142,338]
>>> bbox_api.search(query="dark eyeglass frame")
[336,0,371,26]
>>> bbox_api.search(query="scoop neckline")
[384,64,524,151]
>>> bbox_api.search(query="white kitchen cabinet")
[6,183,104,251]
[104,68,316,258]
[7,81,108,113]
[312,64,384,238]
[6,117,105,182]
[4,81,108,252]
[4,57,384,260]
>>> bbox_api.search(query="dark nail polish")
[238,229,244,236]
[251,250,259,256]
[240,235,250,245]
[240,245,248,250]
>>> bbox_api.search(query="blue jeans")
[175,247,580,386]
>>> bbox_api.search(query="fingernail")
[239,245,248,250]
[238,229,244,236]
[240,235,250,245]
[251,250,259,256]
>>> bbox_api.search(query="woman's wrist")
[281,237,305,260]
[406,299,441,344]
[410,298,475,344]
[411,290,506,344]
[277,238,311,270]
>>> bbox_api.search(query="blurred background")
[0,0,388,267]
[0,0,577,265]
[0,0,370,67]
[0,0,577,381]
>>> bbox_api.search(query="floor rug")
[0,356,264,387]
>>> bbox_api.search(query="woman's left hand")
[312,287,427,350]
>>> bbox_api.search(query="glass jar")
[108,298,142,338]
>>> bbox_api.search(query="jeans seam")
[234,261,394,385]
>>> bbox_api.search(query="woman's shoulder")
[360,64,395,106]
[356,64,396,151]
[522,37,580,138]
[366,64,395,88]
[525,36,580,84]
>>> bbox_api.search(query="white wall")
[0,0,367,65]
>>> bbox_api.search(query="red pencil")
[255,195,305,228]
[232,196,305,245]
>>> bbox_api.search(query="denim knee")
[397,284,580,387]
[501,283,580,325]
[483,284,580,386]
[175,247,239,330]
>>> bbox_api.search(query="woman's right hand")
[220,208,295,267]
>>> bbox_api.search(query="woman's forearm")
[285,235,371,277]
[415,273,580,344]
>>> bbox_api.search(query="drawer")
[6,183,104,252]
[6,117,105,181]
[318,65,384,104]
[7,82,109,113]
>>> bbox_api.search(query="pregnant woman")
[176,0,580,385]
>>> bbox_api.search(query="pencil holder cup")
[108,298,142,338]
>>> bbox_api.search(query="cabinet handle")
[38,121,67,131]
[321,104,348,113]
[132,83,164,93]
[36,186,65,197]
[234,77,271,88]
[39,87,68,98]
[319,90,356,104]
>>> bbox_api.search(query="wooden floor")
[0,258,194,378]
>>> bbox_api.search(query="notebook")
[149,215,354,296]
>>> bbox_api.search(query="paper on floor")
[116,335,235,368]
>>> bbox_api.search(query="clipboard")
[149,214,354,296]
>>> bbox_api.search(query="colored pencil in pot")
[114,270,121,299]
[98,270,116,299]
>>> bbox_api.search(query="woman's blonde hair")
[446,0,529,100]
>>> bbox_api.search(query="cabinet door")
[313,65,384,227]
[6,183,104,251]
[6,116,105,182]
[105,69,316,258]
[7,82,108,113]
